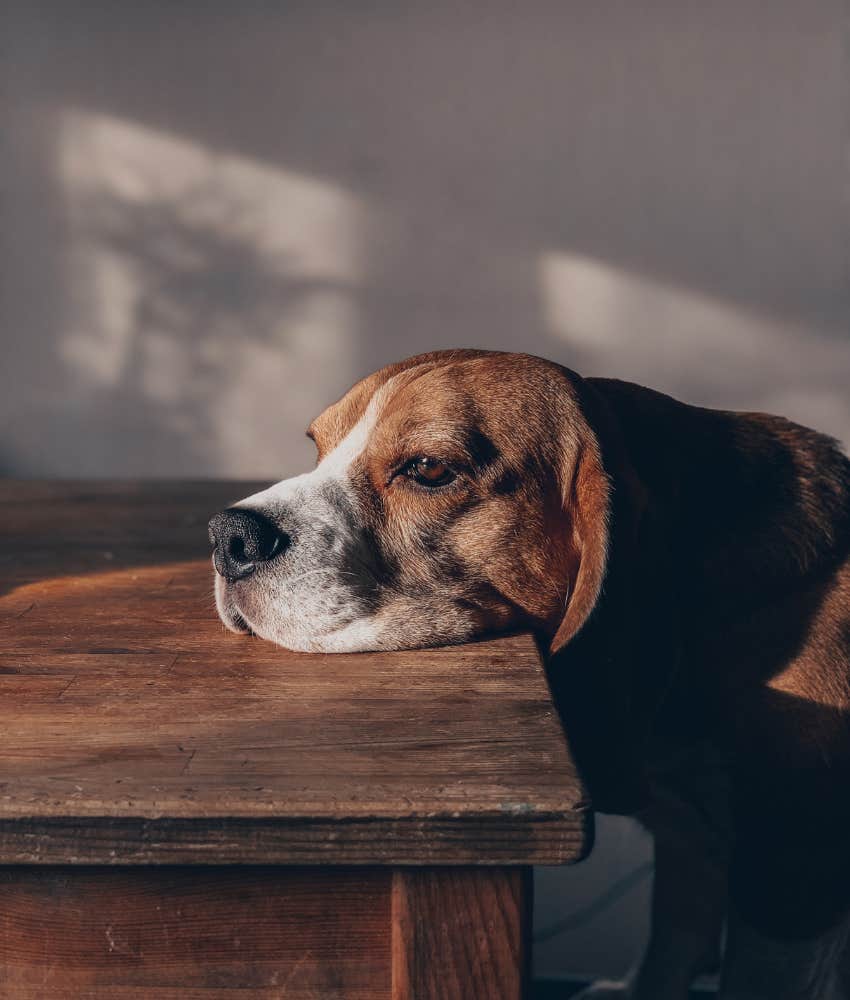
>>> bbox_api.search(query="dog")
[209,349,850,999]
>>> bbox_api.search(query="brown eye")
[404,457,456,488]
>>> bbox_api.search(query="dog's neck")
[587,376,850,615]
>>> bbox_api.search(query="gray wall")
[3,0,847,982]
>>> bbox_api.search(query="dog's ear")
[542,377,661,815]
[549,436,612,654]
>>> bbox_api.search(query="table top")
[0,481,589,865]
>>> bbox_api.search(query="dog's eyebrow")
[466,429,499,467]
[393,428,499,472]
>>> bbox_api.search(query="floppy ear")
[550,435,612,654]
[542,379,661,815]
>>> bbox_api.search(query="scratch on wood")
[103,922,135,956]
[180,749,197,775]
[57,676,78,700]
[277,949,312,989]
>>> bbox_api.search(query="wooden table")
[0,482,590,999]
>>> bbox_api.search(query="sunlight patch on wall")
[56,110,374,475]
[540,252,850,446]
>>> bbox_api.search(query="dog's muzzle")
[208,508,289,582]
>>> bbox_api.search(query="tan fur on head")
[212,350,612,653]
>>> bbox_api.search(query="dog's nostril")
[208,508,288,582]
[228,536,247,561]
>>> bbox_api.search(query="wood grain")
[0,481,590,865]
[0,865,390,998]
[391,867,531,1000]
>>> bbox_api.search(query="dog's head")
[210,350,611,652]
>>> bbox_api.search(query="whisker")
[285,567,358,586]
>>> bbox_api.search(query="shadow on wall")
[2,2,848,477]
[55,113,365,477]
[3,109,367,476]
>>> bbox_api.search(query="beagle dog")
[210,350,850,999]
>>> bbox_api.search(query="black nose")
[208,508,288,582]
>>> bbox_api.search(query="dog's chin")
[213,570,384,651]
[212,571,485,653]
[248,615,388,654]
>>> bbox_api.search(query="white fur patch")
[236,382,385,511]
[219,382,394,652]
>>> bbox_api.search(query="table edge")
[0,809,593,866]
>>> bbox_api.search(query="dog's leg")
[570,829,727,1000]
[628,830,727,1000]
[719,907,850,1000]
[572,744,732,1000]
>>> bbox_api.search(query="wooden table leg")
[391,867,532,1000]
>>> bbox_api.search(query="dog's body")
[210,350,850,998]
[568,377,850,999]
